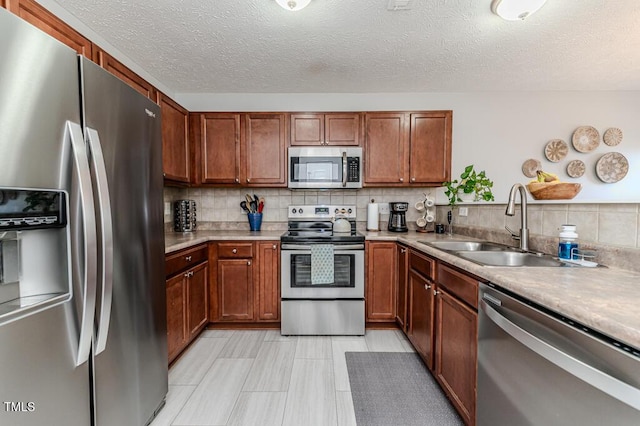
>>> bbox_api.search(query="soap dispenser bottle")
[558,224,578,259]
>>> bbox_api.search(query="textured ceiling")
[51,0,640,93]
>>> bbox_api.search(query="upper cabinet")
[159,93,190,184]
[192,112,287,187]
[93,48,157,101]
[364,111,452,186]
[7,0,93,57]
[290,113,361,146]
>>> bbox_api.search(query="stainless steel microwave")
[288,147,363,189]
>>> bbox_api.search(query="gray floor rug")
[346,352,464,426]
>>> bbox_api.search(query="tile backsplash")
[164,186,639,270]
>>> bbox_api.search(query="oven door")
[281,244,364,299]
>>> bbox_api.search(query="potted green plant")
[443,164,495,208]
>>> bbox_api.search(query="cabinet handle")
[235,178,239,183]
[425,284,431,290]
[399,177,404,182]
[184,272,189,278]
[272,244,277,250]
[247,178,251,183]
[232,248,237,254]
[185,255,192,262]
[247,261,251,266]
[400,248,406,253]
[411,177,416,182]
[433,289,440,296]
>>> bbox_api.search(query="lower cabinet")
[366,241,397,322]
[396,244,409,331]
[209,240,280,323]
[435,263,479,426]
[165,244,209,363]
[406,249,436,369]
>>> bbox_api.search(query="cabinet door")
[11,0,93,57]
[290,114,324,146]
[93,49,156,100]
[396,245,409,332]
[325,113,360,146]
[256,241,280,321]
[409,111,452,184]
[242,113,286,186]
[364,113,408,185]
[408,270,435,369]
[200,113,241,184]
[218,258,254,321]
[159,94,190,183]
[187,262,209,337]
[166,274,187,362]
[435,288,477,425]
[366,242,397,321]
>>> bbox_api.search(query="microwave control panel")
[347,157,360,182]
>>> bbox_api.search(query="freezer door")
[0,9,91,426]
[79,58,167,426]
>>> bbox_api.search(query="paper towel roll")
[367,203,379,231]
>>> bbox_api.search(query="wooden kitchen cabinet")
[407,249,436,369]
[8,0,93,57]
[290,113,361,146]
[242,113,287,186]
[396,244,409,332]
[364,111,452,186]
[93,48,157,101]
[193,113,286,186]
[255,241,280,321]
[365,241,397,322]
[159,93,190,184]
[435,263,480,426]
[165,244,209,363]
[214,242,254,321]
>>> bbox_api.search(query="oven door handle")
[281,243,365,251]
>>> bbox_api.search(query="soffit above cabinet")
[48,0,640,93]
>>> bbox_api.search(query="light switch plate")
[378,203,390,214]
[164,202,171,215]
[459,207,469,217]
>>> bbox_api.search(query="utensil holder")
[248,213,262,231]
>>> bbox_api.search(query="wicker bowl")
[526,182,582,200]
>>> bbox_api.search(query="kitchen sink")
[420,240,513,252]
[456,251,566,267]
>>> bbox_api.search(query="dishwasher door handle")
[481,299,640,411]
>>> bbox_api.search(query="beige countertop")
[165,229,640,351]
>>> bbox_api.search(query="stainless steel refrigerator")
[0,8,167,426]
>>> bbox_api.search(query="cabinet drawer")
[409,250,435,280]
[437,263,479,309]
[217,242,253,258]
[165,244,208,277]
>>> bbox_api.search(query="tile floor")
[151,329,415,426]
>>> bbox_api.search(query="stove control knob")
[334,208,339,214]
[299,208,303,214]
[347,208,352,214]
[292,208,297,214]
[340,208,346,214]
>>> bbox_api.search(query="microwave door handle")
[86,128,113,355]
[342,151,347,187]
[67,121,98,367]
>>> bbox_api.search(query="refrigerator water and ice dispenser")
[0,189,69,322]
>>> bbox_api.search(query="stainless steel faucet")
[505,183,530,251]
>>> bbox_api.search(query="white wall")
[177,91,640,203]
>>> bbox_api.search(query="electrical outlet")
[378,203,390,214]
[459,207,469,217]
[164,202,171,216]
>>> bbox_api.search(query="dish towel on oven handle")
[311,244,334,285]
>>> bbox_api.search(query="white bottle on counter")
[558,224,579,259]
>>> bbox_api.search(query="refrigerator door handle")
[67,121,98,366]
[86,127,113,355]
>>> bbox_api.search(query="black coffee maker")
[388,202,408,232]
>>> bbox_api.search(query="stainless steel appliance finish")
[478,283,640,425]
[0,9,166,426]
[288,146,363,189]
[281,205,365,335]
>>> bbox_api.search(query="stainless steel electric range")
[280,205,365,335]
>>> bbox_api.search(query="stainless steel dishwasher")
[478,283,640,425]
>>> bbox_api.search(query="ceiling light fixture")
[275,0,311,12]
[491,0,548,21]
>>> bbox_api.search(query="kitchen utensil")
[250,200,257,213]
[240,201,250,212]
[245,194,253,205]
[258,200,264,213]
